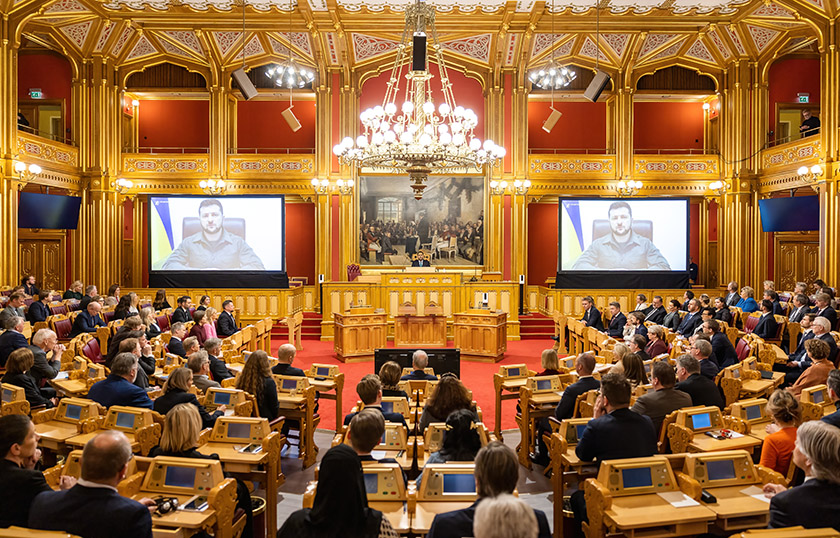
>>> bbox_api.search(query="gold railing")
[761,136,822,172]
[227,153,315,179]
[528,154,616,179]
[633,154,721,179]
[17,132,79,170]
[121,154,210,176]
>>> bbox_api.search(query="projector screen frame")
[555,196,691,289]
[147,194,289,289]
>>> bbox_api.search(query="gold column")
[131,197,145,287]
[511,193,528,297]
[818,22,839,284]
[511,84,529,178]
[698,197,709,286]
[314,193,331,310]
[718,189,752,289]
[749,190,767,291]
[486,85,504,273]
[338,80,358,273]
[614,71,634,178]
[208,85,228,178]
[0,14,19,284]
[819,176,840,285]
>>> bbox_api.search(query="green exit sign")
[798,93,809,103]
[29,89,43,99]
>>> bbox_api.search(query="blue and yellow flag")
[151,198,175,268]
[561,200,584,268]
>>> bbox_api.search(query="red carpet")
[272,338,555,432]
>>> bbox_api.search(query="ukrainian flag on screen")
[561,200,584,268]
[151,198,175,269]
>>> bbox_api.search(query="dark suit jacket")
[676,373,724,409]
[26,301,49,324]
[79,295,93,311]
[823,407,840,429]
[28,344,60,386]
[345,404,407,428]
[645,306,667,324]
[576,408,657,463]
[699,358,721,380]
[68,311,106,338]
[87,375,153,409]
[153,388,221,428]
[427,498,551,538]
[0,329,29,367]
[607,312,627,338]
[29,484,153,538]
[753,313,779,340]
[634,324,648,340]
[400,370,438,381]
[2,372,52,408]
[713,308,733,324]
[217,311,238,337]
[167,337,187,358]
[769,479,840,531]
[208,354,234,381]
[145,323,162,341]
[171,307,191,324]
[812,306,838,329]
[711,332,738,368]
[0,459,52,528]
[581,307,604,331]
[662,311,681,331]
[645,339,668,359]
[789,305,809,324]
[411,260,431,267]
[63,290,82,300]
[772,300,785,316]
[256,376,280,420]
[725,292,740,307]
[272,363,306,377]
[676,312,701,335]
[630,387,693,435]
[555,376,600,421]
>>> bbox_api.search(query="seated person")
[379,361,409,399]
[0,315,28,367]
[1,292,26,322]
[139,307,161,340]
[418,375,476,433]
[112,295,136,321]
[609,352,648,390]
[764,420,840,531]
[26,291,51,324]
[627,334,650,362]
[188,310,209,346]
[196,295,211,312]
[676,299,702,336]
[737,286,759,313]
[105,317,145,367]
[473,494,539,538]
[416,409,482,488]
[661,299,682,331]
[783,316,837,385]
[152,289,171,311]
[344,374,407,427]
[411,251,431,267]
[277,444,398,537]
[759,389,801,476]
[347,409,400,465]
[645,325,669,358]
[166,322,188,358]
[117,335,155,391]
[822,369,840,428]
[400,350,438,381]
[170,296,192,324]
[631,360,693,436]
[87,352,154,409]
[0,415,75,528]
[153,368,223,428]
[713,296,733,324]
[605,302,626,339]
[537,349,561,376]
[205,338,234,382]
[68,300,107,338]
[754,299,780,340]
[811,292,837,328]
[182,336,200,358]
[78,285,97,311]
[691,337,720,380]
[427,441,550,538]
[788,338,836,398]
[63,280,84,301]
[187,350,221,391]
[555,352,600,421]
[28,431,156,538]
[2,348,55,409]
[675,354,724,409]
[626,311,648,341]
[704,319,738,368]
[271,343,305,376]
[235,350,280,421]
[28,328,64,388]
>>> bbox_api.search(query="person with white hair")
[782,316,837,386]
[473,494,538,538]
[28,328,65,387]
[400,350,437,381]
[0,315,28,367]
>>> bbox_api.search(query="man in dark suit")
[781,316,836,385]
[676,299,702,336]
[26,291,51,324]
[713,297,733,324]
[29,430,155,538]
[644,295,667,324]
[662,299,682,331]
[28,328,63,387]
[204,338,234,382]
[87,353,153,409]
[343,374,407,427]
[606,302,626,338]
[1,292,26,322]
[628,334,650,362]
[631,360,693,435]
[0,315,28,367]
[789,294,811,324]
[691,336,721,379]
[681,290,695,312]
[167,322,188,358]
[271,343,306,377]
[79,284,98,311]
[764,290,785,316]
[628,311,648,340]
[675,354,724,409]
[822,370,840,428]
[68,301,106,338]
[400,350,438,381]
[170,296,192,324]
[580,296,604,331]
[411,251,432,267]
[703,319,738,368]
[812,292,837,330]
[217,300,238,337]
[428,441,551,538]
[753,299,780,340]
[725,281,740,307]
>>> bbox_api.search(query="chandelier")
[332,0,505,199]
[528,61,576,90]
[265,60,315,89]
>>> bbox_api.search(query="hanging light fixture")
[333,0,505,200]
[265,1,315,89]
[528,0,575,91]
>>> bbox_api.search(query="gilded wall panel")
[528,155,616,179]
[17,133,79,169]
[761,138,822,171]
[122,154,210,175]
[227,155,315,179]
[633,155,721,178]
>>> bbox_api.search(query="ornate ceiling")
[8,0,830,87]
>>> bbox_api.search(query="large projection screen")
[556,198,690,289]
[148,195,288,288]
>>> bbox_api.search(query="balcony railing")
[17,125,74,146]
[633,148,718,155]
[228,147,316,154]
[528,148,614,155]
[125,146,209,154]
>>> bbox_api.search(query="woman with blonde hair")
[760,389,802,475]
[378,361,408,399]
[610,352,649,389]
[140,306,161,340]
[236,350,280,420]
[203,307,219,340]
[612,343,630,363]
[538,349,561,376]
[153,367,223,428]
[737,286,759,313]
[474,494,538,538]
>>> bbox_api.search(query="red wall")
[527,203,559,285]
[285,202,316,283]
[633,102,704,152]
[138,100,209,149]
[360,62,485,140]
[768,58,820,135]
[17,53,73,137]
[690,202,700,264]
[237,100,316,151]
[528,101,607,151]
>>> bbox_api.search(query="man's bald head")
[81,431,133,483]
[277,343,297,363]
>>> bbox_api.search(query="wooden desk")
[33,421,79,452]
[307,376,344,432]
[50,378,90,398]
[492,373,531,439]
[333,311,387,362]
[689,433,763,453]
[277,387,320,468]
[394,314,447,347]
[517,386,563,469]
[603,494,715,537]
[702,485,770,531]
[413,501,473,534]
[453,310,507,362]
[66,431,140,452]
[371,501,411,534]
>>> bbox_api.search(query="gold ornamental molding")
[528,154,616,179]
[121,154,210,176]
[16,133,79,170]
[633,155,720,178]
[227,154,315,179]
[761,137,822,172]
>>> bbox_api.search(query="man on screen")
[571,201,671,271]
[161,199,265,270]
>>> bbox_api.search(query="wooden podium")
[333,307,387,362]
[453,310,507,362]
[393,301,447,347]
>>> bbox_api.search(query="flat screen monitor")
[281,379,298,391]
[1,388,12,402]
[706,459,736,481]
[374,348,460,378]
[744,405,762,421]
[227,422,251,439]
[380,401,394,414]
[115,412,135,429]
[164,466,196,489]
[507,367,521,377]
[621,467,653,489]
[536,379,552,391]
[18,192,82,229]
[316,367,331,377]
[759,196,819,232]
[213,392,231,405]
[64,404,82,420]
[732,368,741,379]
[364,474,378,494]
[575,424,588,440]
[691,412,712,430]
[442,474,475,494]
[813,390,825,404]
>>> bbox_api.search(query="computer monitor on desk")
[307,364,340,379]
[374,348,460,378]
[597,456,677,496]
[204,388,246,411]
[559,418,593,446]
[677,406,723,433]
[104,406,154,433]
[210,417,271,443]
[499,364,530,379]
[1,383,23,403]
[274,375,310,394]
[361,463,407,500]
[682,451,757,488]
[56,398,99,424]
[142,457,225,496]
[417,463,477,501]
[801,385,830,406]
[730,399,769,425]
[527,375,563,393]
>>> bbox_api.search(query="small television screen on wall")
[18,192,82,229]
[758,196,819,232]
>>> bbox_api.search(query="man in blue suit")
[677,299,702,336]
[400,350,438,381]
[703,319,738,368]
[822,370,840,429]
[68,301,106,339]
[427,441,551,538]
[753,299,780,340]
[29,430,155,538]
[811,293,837,330]
[0,315,28,367]
[87,353,153,409]
[606,302,626,338]
[580,296,604,331]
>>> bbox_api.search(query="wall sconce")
[310,178,355,195]
[13,161,42,189]
[489,180,508,195]
[335,178,355,194]
[199,178,227,195]
[132,99,140,107]
[702,102,711,111]
[797,165,823,191]
[113,178,134,196]
[311,178,330,194]
[708,180,727,197]
[512,179,531,195]
[616,179,642,197]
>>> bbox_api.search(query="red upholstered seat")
[735,338,751,362]
[347,263,361,282]
[53,318,73,340]
[156,314,170,332]
[103,310,115,323]
[82,338,104,364]
[24,298,34,307]
[50,304,68,316]
[743,315,760,334]
[66,301,81,312]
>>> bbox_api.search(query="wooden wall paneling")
[773,232,819,291]
[18,230,66,292]
[126,63,207,89]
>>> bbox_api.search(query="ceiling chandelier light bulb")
[266,59,315,89]
[529,60,577,90]
[14,161,26,173]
